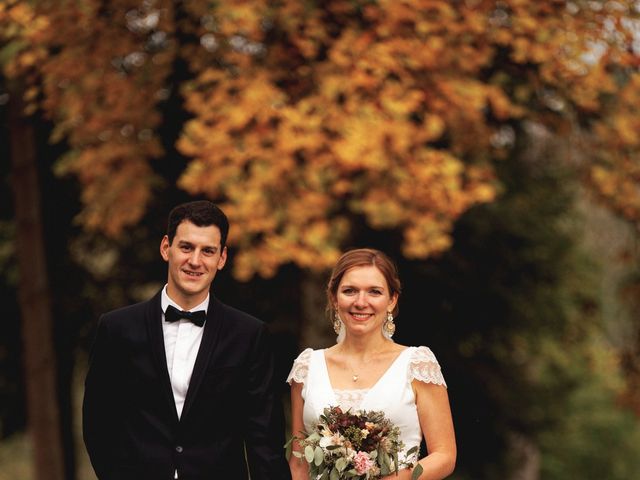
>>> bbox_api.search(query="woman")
[287,248,456,479]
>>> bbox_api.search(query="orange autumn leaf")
[2,0,640,279]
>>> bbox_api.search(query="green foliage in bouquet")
[286,406,423,479]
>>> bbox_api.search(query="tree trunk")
[507,431,540,480]
[299,271,334,349]
[9,86,66,480]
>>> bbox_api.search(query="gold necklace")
[338,343,394,384]
[340,356,361,382]
[346,358,365,382]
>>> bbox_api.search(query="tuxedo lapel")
[144,291,179,424]
[181,296,224,420]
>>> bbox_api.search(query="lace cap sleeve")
[408,346,447,388]
[286,348,313,385]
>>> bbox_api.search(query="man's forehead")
[175,221,222,244]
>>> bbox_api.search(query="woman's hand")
[289,455,310,480]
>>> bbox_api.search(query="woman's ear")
[388,293,399,313]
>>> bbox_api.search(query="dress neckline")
[333,387,370,393]
[321,346,412,394]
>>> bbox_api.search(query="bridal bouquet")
[287,406,423,480]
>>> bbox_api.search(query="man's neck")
[164,286,209,311]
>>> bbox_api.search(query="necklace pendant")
[352,374,358,382]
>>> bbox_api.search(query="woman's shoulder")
[407,345,447,387]
[286,348,319,385]
[384,343,431,360]
[409,345,439,360]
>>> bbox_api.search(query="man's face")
[160,220,227,309]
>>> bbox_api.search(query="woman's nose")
[354,292,367,307]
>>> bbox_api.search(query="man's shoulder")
[216,299,264,328]
[100,293,159,326]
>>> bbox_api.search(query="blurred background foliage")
[2,0,640,479]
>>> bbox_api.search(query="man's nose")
[188,250,202,265]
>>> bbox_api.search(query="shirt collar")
[161,284,209,315]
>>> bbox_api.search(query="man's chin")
[174,283,209,299]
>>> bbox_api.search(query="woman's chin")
[345,324,381,337]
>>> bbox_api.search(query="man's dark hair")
[167,201,230,248]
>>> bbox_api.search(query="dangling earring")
[333,310,343,335]
[383,311,395,338]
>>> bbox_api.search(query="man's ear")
[217,246,228,270]
[160,235,170,262]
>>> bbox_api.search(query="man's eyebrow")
[177,240,218,252]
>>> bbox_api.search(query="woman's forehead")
[340,265,387,286]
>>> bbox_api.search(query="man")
[83,201,291,480]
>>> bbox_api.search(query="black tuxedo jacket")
[82,291,291,480]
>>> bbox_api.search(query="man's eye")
[370,290,382,295]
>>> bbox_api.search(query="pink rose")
[353,451,375,475]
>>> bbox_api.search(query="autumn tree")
[4,0,639,344]
[2,1,640,477]
[177,0,640,281]
[3,0,638,277]
[7,84,66,480]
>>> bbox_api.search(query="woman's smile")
[335,265,397,336]
[349,312,374,320]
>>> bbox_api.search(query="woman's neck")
[337,334,393,359]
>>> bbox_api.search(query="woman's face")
[334,265,398,338]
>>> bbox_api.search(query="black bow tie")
[164,305,207,327]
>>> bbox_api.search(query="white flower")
[319,435,334,448]
[319,432,344,450]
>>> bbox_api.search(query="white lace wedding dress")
[287,346,447,467]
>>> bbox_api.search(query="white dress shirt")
[161,285,208,420]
